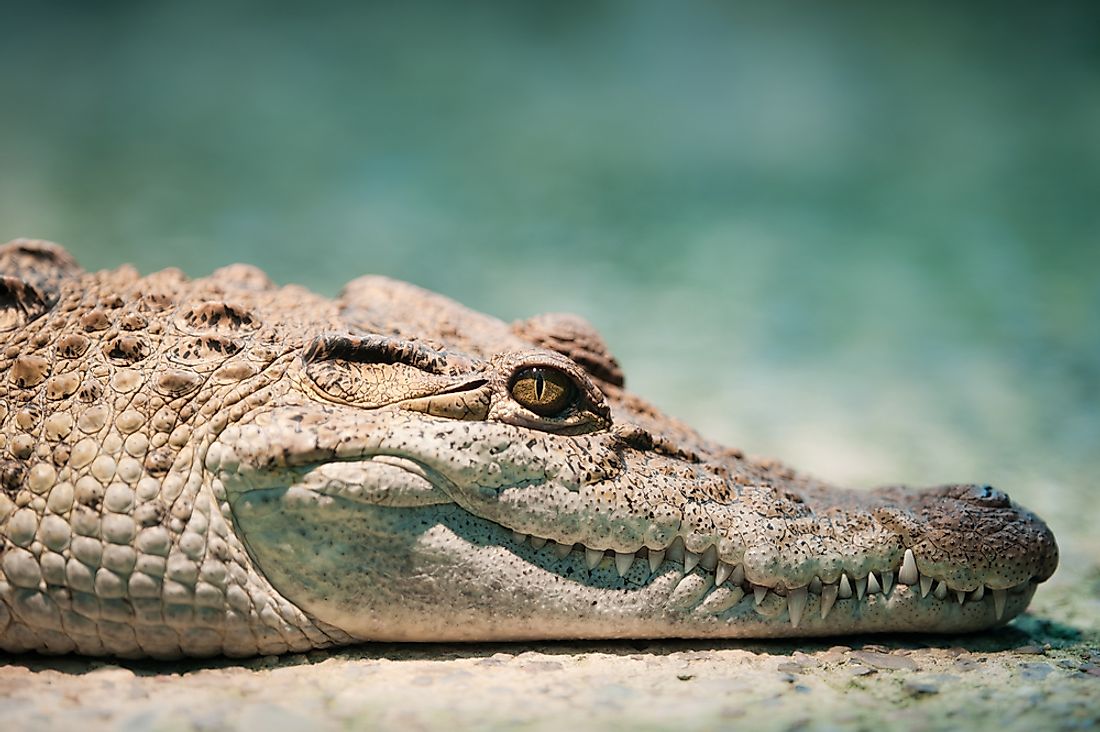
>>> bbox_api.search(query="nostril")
[966,483,1010,507]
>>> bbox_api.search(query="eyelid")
[496,352,613,425]
[303,333,470,375]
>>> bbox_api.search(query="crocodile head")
[210,276,1059,641]
[0,242,1061,656]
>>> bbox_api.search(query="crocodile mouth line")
[286,456,1039,628]
[496,529,1036,626]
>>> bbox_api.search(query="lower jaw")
[231,491,1038,643]
[351,587,1038,643]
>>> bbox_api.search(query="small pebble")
[1019,663,1052,681]
[903,677,940,696]
[849,651,917,671]
[954,656,980,672]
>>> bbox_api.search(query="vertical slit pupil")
[535,371,545,400]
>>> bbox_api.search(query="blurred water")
[1,1,1097,545]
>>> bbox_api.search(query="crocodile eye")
[510,366,577,417]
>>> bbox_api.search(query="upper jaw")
[214,398,1057,610]
[202,329,1061,637]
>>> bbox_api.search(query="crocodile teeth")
[881,571,894,596]
[787,587,808,628]
[585,547,604,570]
[554,542,573,559]
[820,584,838,619]
[933,580,949,600]
[615,552,635,577]
[715,562,733,587]
[683,550,701,574]
[529,537,548,550]
[855,576,868,600]
[648,549,666,574]
[512,531,528,544]
[866,573,881,595]
[919,575,933,598]
[754,585,769,605]
[809,577,823,594]
[730,564,746,586]
[700,545,719,571]
[667,537,685,564]
[838,573,853,599]
[969,585,985,602]
[993,589,1007,619]
[956,590,966,605]
[899,549,919,585]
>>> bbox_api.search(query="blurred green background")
[1,2,1097,547]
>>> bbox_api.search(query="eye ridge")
[510,366,577,417]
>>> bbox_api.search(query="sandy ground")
[3,568,1098,732]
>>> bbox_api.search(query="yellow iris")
[510,367,576,417]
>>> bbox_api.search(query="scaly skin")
[0,240,1058,658]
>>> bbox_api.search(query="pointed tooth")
[899,549,919,585]
[684,550,701,574]
[512,531,528,544]
[754,585,769,606]
[715,562,734,587]
[969,585,985,602]
[614,552,635,577]
[730,564,746,586]
[838,573,853,599]
[529,536,547,550]
[648,549,666,574]
[667,537,685,563]
[700,545,719,571]
[585,547,604,570]
[855,576,868,600]
[820,584,838,619]
[809,577,823,594]
[866,573,881,595]
[919,575,933,598]
[993,589,1007,619]
[553,542,574,559]
[881,571,894,596]
[933,580,949,600]
[956,590,966,605]
[787,587,808,628]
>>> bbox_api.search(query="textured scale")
[0,240,1058,658]
[0,241,352,657]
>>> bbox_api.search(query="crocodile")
[0,239,1058,659]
